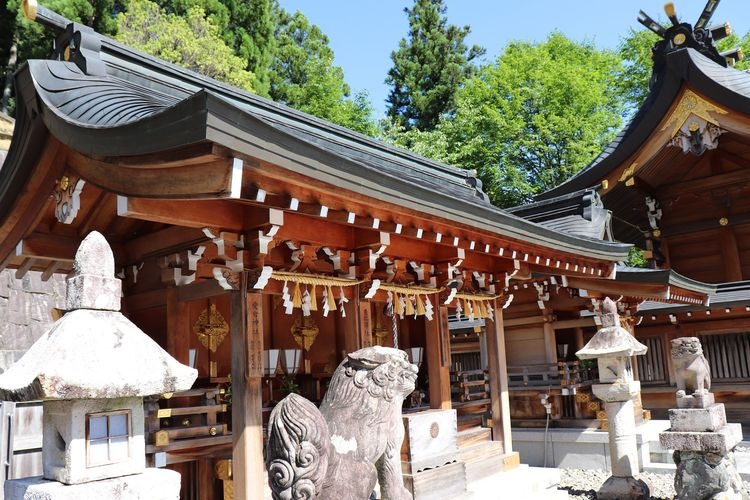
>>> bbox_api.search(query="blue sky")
[277,1,749,117]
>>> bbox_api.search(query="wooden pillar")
[720,227,743,282]
[573,327,585,352]
[542,311,557,363]
[230,288,264,500]
[335,294,360,359]
[485,300,512,454]
[426,305,451,409]
[358,301,373,348]
[166,287,190,365]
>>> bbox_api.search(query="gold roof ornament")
[662,89,727,138]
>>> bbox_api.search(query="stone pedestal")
[660,404,749,499]
[593,382,651,500]
[5,468,181,500]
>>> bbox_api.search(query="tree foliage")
[389,33,626,208]
[269,7,375,135]
[616,28,659,112]
[153,0,274,96]
[385,0,484,131]
[117,0,255,92]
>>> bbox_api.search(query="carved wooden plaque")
[246,294,264,378]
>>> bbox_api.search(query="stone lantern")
[0,232,197,499]
[576,297,650,500]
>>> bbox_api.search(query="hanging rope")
[391,306,399,349]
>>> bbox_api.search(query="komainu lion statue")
[671,337,711,397]
[266,346,418,500]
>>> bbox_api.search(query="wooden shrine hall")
[513,2,750,426]
[0,3,642,498]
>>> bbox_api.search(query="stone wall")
[0,270,66,372]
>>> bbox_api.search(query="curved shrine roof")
[3,22,630,264]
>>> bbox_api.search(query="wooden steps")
[458,440,520,484]
[457,427,491,449]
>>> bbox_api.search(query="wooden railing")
[450,369,491,429]
[507,361,594,388]
[145,385,232,462]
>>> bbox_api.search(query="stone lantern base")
[5,468,180,500]
[597,476,652,500]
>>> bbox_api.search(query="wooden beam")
[485,301,512,453]
[565,277,668,300]
[101,142,222,169]
[125,288,167,312]
[16,233,79,262]
[426,306,451,409]
[0,138,67,266]
[117,196,244,231]
[554,318,597,330]
[68,150,239,198]
[657,166,750,199]
[230,289,264,500]
[125,226,210,264]
[14,258,35,280]
[176,279,230,302]
[41,260,62,281]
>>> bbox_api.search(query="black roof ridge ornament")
[637,1,741,90]
[21,0,106,77]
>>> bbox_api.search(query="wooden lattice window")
[86,410,131,467]
[635,336,667,384]
[699,332,750,382]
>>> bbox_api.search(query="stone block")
[677,392,715,409]
[669,404,727,432]
[5,468,180,499]
[43,398,145,485]
[66,274,121,311]
[660,423,743,454]
[592,381,640,402]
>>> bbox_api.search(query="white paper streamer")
[338,286,349,317]
[282,281,294,314]
[322,287,331,317]
[424,296,434,321]
[301,288,312,316]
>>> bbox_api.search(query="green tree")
[269,8,375,135]
[616,28,659,112]
[154,0,274,96]
[394,33,625,208]
[224,0,274,96]
[117,0,255,92]
[385,0,484,131]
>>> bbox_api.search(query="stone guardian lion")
[671,337,711,397]
[266,346,418,500]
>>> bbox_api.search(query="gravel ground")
[558,469,676,499]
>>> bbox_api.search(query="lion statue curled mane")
[266,346,417,500]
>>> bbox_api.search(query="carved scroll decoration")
[53,176,85,224]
